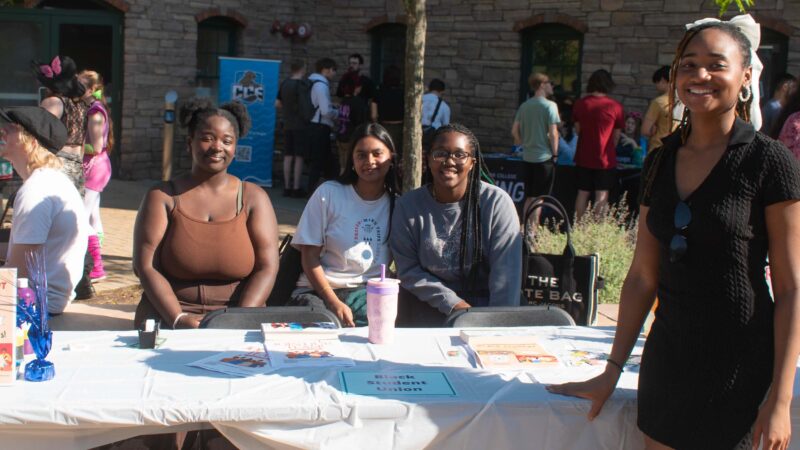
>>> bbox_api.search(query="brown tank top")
[57,95,90,146]
[160,181,256,281]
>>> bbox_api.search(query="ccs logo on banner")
[232,71,265,103]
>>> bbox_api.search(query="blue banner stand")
[218,57,281,187]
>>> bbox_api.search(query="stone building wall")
[115,0,800,179]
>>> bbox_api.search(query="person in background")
[556,115,577,167]
[335,71,368,174]
[307,58,337,196]
[549,19,800,449]
[336,53,375,102]
[371,65,405,162]
[275,59,310,198]
[616,111,647,167]
[289,123,399,327]
[34,55,89,194]
[762,73,796,135]
[421,78,451,131]
[0,107,89,314]
[78,70,113,282]
[35,55,95,300]
[572,69,624,220]
[641,66,673,151]
[133,99,279,330]
[775,81,800,159]
[391,124,522,327]
[512,72,560,230]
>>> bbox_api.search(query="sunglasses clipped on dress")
[670,201,691,263]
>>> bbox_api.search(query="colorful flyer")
[187,350,273,377]
[339,371,457,397]
[266,339,354,369]
[0,268,17,385]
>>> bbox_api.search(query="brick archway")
[195,8,248,28]
[512,13,587,34]
[753,14,794,37]
[24,0,129,12]
[364,14,407,32]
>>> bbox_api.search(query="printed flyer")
[0,268,17,385]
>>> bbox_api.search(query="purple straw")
[381,264,386,281]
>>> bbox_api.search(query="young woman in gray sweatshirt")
[390,124,522,326]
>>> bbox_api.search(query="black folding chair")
[199,306,341,329]
[444,306,576,328]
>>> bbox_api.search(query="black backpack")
[296,79,321,124]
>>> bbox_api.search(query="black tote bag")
[521,195,601,325]
[265,234,303,306]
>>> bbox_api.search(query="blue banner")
[219,57,280,186]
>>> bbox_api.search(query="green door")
[0,6,123,173]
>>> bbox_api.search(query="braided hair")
[642,21,753,201]
[427,123,495,291]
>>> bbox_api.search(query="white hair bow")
[685,14,763,130]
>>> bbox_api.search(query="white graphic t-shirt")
[293,181,391,289]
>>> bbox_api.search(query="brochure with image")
[261,322,340,341]
[460,332,560,370]
[187,351,273,377]
[266,339,354,369]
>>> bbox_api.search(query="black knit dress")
[637,118,800,449]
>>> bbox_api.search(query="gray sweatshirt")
[390,182,522,314]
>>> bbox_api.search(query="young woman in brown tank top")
[133,98,279,329]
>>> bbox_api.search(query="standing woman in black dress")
[549,17,800,450]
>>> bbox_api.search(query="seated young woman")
[390,123,522,326]
[288,123,399,327]
[133,99,279,329]
[0,106,89,314]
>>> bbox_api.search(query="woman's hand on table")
[175,314,201,329]
[328,299,355,327]
[452,300,471,312]
[545,368,621,420]
[752,395,792,450]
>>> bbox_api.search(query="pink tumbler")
[367,268,400,344]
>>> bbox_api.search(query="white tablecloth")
[1,327,797,449]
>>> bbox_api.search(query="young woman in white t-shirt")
[290,123,400,326]
[0,107,88,314]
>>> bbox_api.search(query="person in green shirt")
[511,72,560,231]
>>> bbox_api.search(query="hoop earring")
[738,86,751,103]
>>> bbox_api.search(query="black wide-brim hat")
[31,55,86,99]
[0,106,67,153]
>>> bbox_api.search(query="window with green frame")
[369,23,406,87]
[196,17,239,96]
[519,24,583,105]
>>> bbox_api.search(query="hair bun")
[220,101,251,138]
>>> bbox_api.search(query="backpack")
[282,78,320,125]
[299,79,322,123]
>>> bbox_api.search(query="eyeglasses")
[669,201,691,263]
[430,150,473,163]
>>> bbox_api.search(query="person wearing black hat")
[0,106,90,314]
[33,55,91,195]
